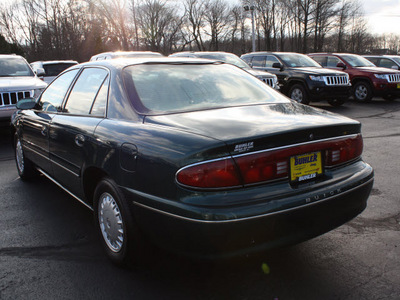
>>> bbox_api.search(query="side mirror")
[272,62,283,70]
[391,65,399,70]
[35,68,45,77]
[336,62,346,69]
[16,98,39,110]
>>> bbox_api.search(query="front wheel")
[288,84,310,105]
[94,178,143,266]
[327,98,346,107]
[14,135,37,180]
[353,81,372,102]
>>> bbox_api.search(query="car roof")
[308,53,359,56]
[364,55,399,58]
[90,51,163,61]
[31,60,78,65]
[79,57,221,70]
[242,51,305,56]
[0,54,24,59]
[171,51,236,56]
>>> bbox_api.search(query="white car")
[30,60,78,84]
[0,54,47,126]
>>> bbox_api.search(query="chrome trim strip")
[50,156,80,177]
[133,177,373,224]
[24,144,50,160]
[24,144,80,177]
[232,134,359,159]
[37,168,93,211]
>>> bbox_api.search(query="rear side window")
[39,69,79,112]
[312,56,326,67]
[251,56,266,67]
[265,55,280,68]
[366,57,379,65]
[379,59,397,69]
[327,56,342,68]
[64,68,108,115]
[90,75,109,116]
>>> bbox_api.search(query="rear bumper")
[126,162,373,259]
[373,82,400,97]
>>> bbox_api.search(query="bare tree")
[182,0,208,51]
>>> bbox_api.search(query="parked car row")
[241,52,351,106]
[2,51,400,128]
[309,53,400,102]
[241,51,400,105]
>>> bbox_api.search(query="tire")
[14,134,37,180]
[93,178,143,266]
[327,98,346,107]
[353,81,372,102]
[288,84,310,105]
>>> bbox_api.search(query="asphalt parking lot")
[0,98,399,300]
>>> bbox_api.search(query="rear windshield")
[0,57,34,77]
[123,63,288,114]
[43,63,77,76]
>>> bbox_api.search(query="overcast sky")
[362,0,400,34]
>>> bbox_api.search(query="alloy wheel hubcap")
[356,86,367,100]
[291,89,303,102]
[16,139,24,173]
[98,192,124,252]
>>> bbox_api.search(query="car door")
[49,67,109,198]
[20,69,79,175]
[264,55,287,85]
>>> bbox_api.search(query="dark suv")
[309,53,400,101]
[241,52,351,106]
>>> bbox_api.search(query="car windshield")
[196,53,250,69]
[123,63,288,114]
[341,55,375,67]
[279,53,321,68]
[0,57,34,77]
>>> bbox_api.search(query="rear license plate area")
[290,152,323,183]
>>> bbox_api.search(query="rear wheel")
[14,135,37,180]
[327,98,346,107]
[288,84,310,105]
[353,81,372,102]
[94,178,143,266]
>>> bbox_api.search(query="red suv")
[309,53,400,101]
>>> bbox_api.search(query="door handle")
[41,125,48,136]
[74,134,85,147]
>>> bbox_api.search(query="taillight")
[235,150,289,184]
[176,158,241,188]
[325,134,363,166]
[176,134,363,189]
